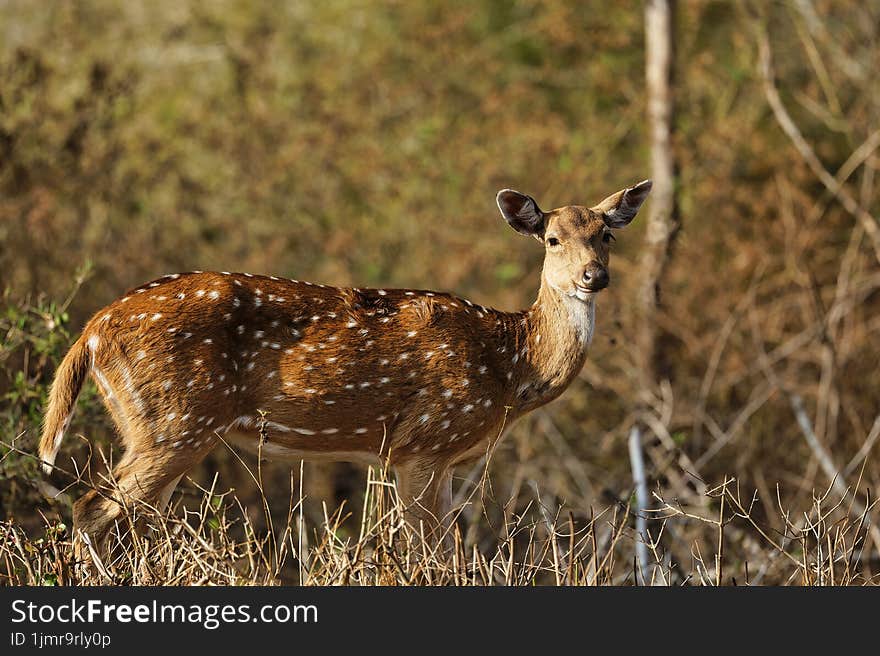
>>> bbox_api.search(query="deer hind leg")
[73,409,214,565]
[394,458,453,543]
[156,474,184,514]
[72,446,193,562]
[75,346,224,566]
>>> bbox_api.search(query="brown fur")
[39,181,651,553]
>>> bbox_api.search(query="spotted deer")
[39,180,651,552]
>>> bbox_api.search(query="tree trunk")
[629,0,679,586]
[639,0,679,391]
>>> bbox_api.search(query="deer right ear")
[497,189,545,237]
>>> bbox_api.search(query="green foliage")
[1,295,70,505]
[0,267,108,518]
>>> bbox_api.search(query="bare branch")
[757,28,880,263]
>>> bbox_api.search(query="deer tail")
[39,332,94,475]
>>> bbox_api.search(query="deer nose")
[582,265,609,290]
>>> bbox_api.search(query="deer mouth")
[573,284,600,301]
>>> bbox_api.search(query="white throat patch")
[563,294,596,348]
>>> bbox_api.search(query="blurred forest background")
[2,0,880,584]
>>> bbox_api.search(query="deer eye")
[602,232,615,244]
[546,237,560,247]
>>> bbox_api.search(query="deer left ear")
[593,179,653,229]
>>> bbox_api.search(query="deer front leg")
[394,458,453,543]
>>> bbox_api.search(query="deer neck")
[507,274,595,411]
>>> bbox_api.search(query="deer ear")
[593,179,653,229]
[496,189,545,236]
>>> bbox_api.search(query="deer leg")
[72,451,147,563]
[156,474,184,514]
[75,357,224,566]
[394,459,453,543]
[73,443,202,564]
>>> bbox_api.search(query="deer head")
[496,179,652,301]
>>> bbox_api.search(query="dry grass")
[2,442,877,586]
